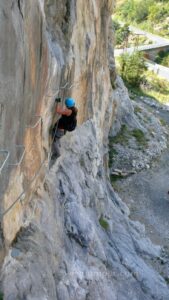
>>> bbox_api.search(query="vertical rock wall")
[0,0,51,240]
[0,0,117,243]
[1,1,168,300]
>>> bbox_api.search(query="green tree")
[115,24,130,45]
[155,51,169,67]
[118,0,153,23]
[119,51,147,87]
[148,4,168,22]
[118,0,135,21]
[112,19,121,31]
[134,1,150,23]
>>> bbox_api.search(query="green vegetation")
[109,125,147,147]
[113,21,130,46]
[164,277,169,285]
[113,20,152,48]
[132,129,147,146]
[155,51,169,68]
[140,71,169,104]
[99,217,109,230]
[108,145,118,166]
[0,292,3,300]
[117,51,169,104]
[160,118,167,126]
[119,51,147,87]
[112,124,129,145]
[116,0,151,23]
[114,0,169,38]
[109,124,147,149]
[110,174,124,182]
[128,79,169,105]
[134,106,142,114]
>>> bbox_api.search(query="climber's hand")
[55,97,61,103]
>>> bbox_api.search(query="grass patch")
[111,181,122,192]
[99,217,109,230]
[0,292,3,300]
[134,106,142,114]
[109,125,147,147]
[124,70,169,105]
[126,84,151,98]
[160,118,167,126]
[155,51,169,68]
[109,125,129,166]
[109,146,118,166]
[132,129,147,146]
[164,277,169,285]
[143,71,169,105]
[110,174,124,182]
[112,124,129,145]
[108,124,148,165]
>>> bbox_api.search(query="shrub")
[155,51,169,67]
[148,4,168,23]
[112,124,129,144]
[147,71,169,92]
[133,1,150,23]
[108,144,118,166]
[112,19,121,31]
[134,106,142,114]
[132,129,147,146]
[118,0,153,23]
[119,51,147,87]
[115,24,130,45]
[99,217,109,230]
[118,0,136,21]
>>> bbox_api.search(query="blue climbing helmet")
[65,98,75,108]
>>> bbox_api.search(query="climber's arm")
[56,104,72,116]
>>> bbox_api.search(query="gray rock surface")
[1,121,169,299]
[110,95,169,289]
[1,1,169,299]
[109,96,168,172]
[110,76,141,137]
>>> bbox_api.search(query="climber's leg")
[51,129,64,159]
[52,138,61,158]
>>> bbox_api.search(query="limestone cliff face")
[1,1,169,299]
[0,0,116,243]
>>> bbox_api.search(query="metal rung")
[45,81,79,98]
[0,150,10,174]
[26,115,42,129]
[9,145,25,166]
[46,82,69,98]
[60,82,69,90]
[0,157,46,220]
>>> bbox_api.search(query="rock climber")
[51,97,78,159]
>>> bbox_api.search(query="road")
[146,60,169,80]
[114,42,169,57]
[117,21,169,44]
[128,24,169,44]
[114,23,169,80]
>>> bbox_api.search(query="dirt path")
[113,102,169,250]
[116,150,169,247]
